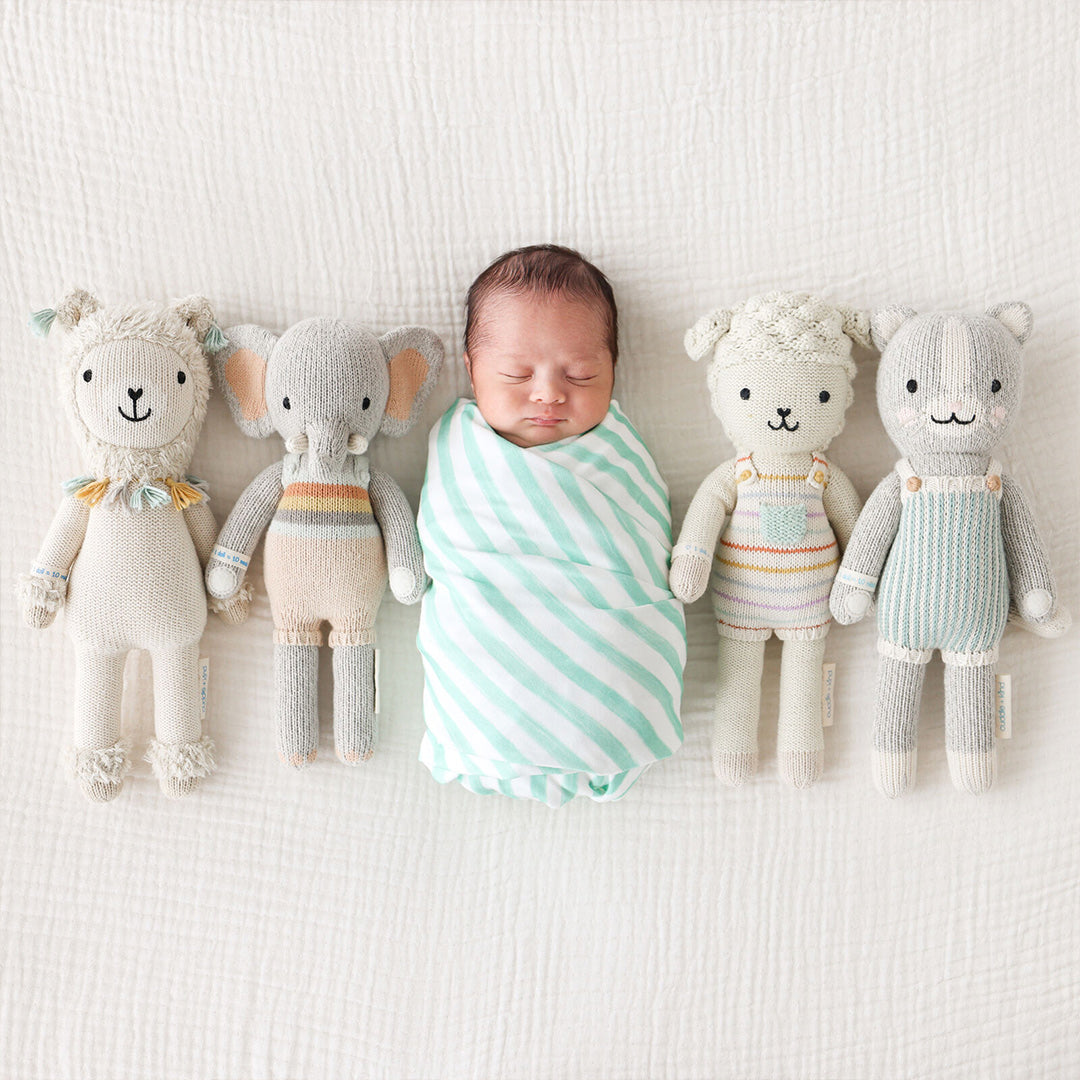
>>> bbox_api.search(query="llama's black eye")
[819,390,830,403]
[362,397,371,410]
[283,397,291,410]
[82,370,92,382]
[990,378,1001,393]
[740,387,750,400]
[177,371,186,385]
[906,379,918,393]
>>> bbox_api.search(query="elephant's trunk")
[307,418,350,474]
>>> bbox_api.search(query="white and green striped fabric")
[417,398,686,808]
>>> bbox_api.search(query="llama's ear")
[986,301,1033,345]
[684,308,733,361]
[30,289,102,336]
[870,306,917,351]
[213,324,279,439]
[171,295,227,352]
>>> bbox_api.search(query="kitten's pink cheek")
[896,408,918,426]
[992,406,1007,422]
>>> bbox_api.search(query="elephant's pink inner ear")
[225,348,267,420]
[386,348,429,421]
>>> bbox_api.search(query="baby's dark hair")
[464,244,619,363]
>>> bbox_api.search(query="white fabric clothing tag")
[821,663,836,727]
[995,674,1012,738]
[199,657,209,721]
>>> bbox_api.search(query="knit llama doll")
[18,290,248,802]
[206,318,443,768]
[671,292,871,788]
[830,303,1070,797]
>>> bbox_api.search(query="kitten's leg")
[944,661,996,794]
[872,647,927,797]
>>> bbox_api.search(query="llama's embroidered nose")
[128,387,143,402]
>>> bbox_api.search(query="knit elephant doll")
[18,289,248,802]
[830,303,1070,797]
[671,292,870,788]
[206,318,443,768]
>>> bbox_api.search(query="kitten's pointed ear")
[870,306,917,351]
[684,308,733,361]
[986,301,1033,345]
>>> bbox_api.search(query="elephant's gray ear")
[986,301,1033,345]
[214,324,280,439]
[870,306,917,351]
[378,326,445,437]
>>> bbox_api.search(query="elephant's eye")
[906,379,918,393]
[819,390,830,403]
[283,397,291,410]
[990,378,1001,393]
[362,397,370,410]
[82,370,92,382]
[177,371,186,385]
[740,387,750,400]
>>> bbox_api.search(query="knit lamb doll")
[829,303,1070,797]
[19,290,249,802]
[671,292,871,788]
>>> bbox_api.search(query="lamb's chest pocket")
[760,503,807,547]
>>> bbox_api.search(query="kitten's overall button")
[906,476,922,492]
[986,475,1001,492]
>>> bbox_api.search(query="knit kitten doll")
[671,292,871,788]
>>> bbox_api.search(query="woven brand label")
[995,674,1011,739]
[821,663,836,727]
[199,657,209,721]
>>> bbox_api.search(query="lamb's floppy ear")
[30,288,102,336]
[378,326,445,437]
[870,306,917,351]
[171,295,228,353]
[986,301,1033,345]
[213,324,279,438]
[838,307,873,350]
[684,308,733,361]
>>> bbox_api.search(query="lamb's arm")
[18,496,90,629]
[1000,472,1069,632]
[669,459,738,603]
[367,467,425,605]
[205,460,284,601]
[829,471,902,625]
[821,465,862,554]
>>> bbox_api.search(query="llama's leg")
[275,643,320,768]
[71,643,130,802]
[944,660,997,794]
[146,641,215,799]
[712,635,766,786]
[872,646,928,798]
[776,636,827,789]
[332,643,377,765]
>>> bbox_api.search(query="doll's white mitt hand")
[1010,591,1072,638]
[669,553,711,604]
[209,581,253,625]
[206,556,245,600]
[17,573,65,629]
[389,565,427,605]
[829,580,873,625]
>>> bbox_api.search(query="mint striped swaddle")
[417,399,686,807]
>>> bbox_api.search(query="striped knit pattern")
[711,454,838,639]
[417,398,686,808]
[877,459,1009,655]
[269,454,380,540]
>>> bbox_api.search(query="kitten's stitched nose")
[776,407,791,417]
[128,387,143,402]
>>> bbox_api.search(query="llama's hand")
[17,571,66,629]
[209,581,253,625]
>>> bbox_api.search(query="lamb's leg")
[712,636,766,785]
[71,643,129,802]
[332,644,376,764]
[276,643,319,768]
[146,641,215,799]
[777,636,827,789]
[945,662,997,794]
[872,650,926,798]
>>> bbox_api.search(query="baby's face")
[466,291,614,447]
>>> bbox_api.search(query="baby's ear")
[379,327,445,437]
[684,308,733,361]
[986,301,1033,345]
[870,306,917,351]
[838,307,873,350]
[214,324,280,439]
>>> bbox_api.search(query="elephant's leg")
[71,643,129,802]
[712,635,766,786]
[332,644,376,765]
[944,661,996,794]
[776,636,827,789]
[276,643,319,768]
[872,650,927,798]
[147,641,214,799]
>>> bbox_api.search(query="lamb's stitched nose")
[776,407,791,417]
[128,387,143,402]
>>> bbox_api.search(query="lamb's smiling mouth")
[767,417,800,431]
[931,413,975,425]
[118,404,152,422]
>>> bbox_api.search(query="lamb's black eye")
[282,397,291,410]
[906,379,918,393]
[990,378,1001,393]
[740,387,751,400]
[82,370,92,382]
[819,390,830,403]
[362,397,371,410]
[177,371,186,385]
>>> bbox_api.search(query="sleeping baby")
[416,245,687,807]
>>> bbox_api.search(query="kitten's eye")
[283,397,291,410]
[906,379,918,393]
[177,371,186,385]
[990,379,1001,393]
[740,387,751,400]
[819,390,830,403]
[82,370,92,382]
[362,397,370,410]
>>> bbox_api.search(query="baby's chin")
[491,415,595,448]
